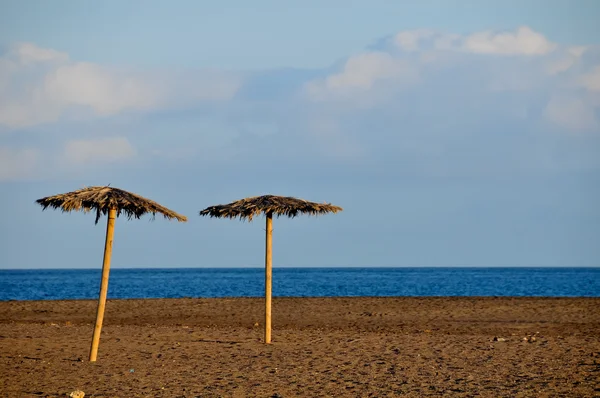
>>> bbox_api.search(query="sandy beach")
[1,297,599,397]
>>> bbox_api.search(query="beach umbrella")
[200,195,342,343]
[36,186,187,361]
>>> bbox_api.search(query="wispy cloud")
[544,96,598,132]
[391,26,557,56]
[1,27,599,181]
[305,52,418,103]
[0,43,242,128]
[579,65,600,91]
[304,27,599,131]
[453,26,557,55]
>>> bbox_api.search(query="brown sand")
[1,297,599,397]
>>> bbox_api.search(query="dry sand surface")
[1,297,599,397]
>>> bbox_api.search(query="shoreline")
[3,294,600,301]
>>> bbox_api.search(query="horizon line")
[1,265,599,271]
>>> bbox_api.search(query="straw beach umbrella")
[200,194,342,343]
[36,186,187,361]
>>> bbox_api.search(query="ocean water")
[1,267,599,301]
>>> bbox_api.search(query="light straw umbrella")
[200,194,342,343]
[36,186,187,361]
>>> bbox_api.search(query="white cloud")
[304,26,600,136]
[326,52,414,89]
[459,26,556,55]
[63,137,137,165]
[391,26,557,56]
[0,43,242,129]
[305,51,417,101]
[14,42,69,65]
[547,56,579,76]
[545,46,588,75]
[43,62,158,116]
[0,147,39,181]
[394,30,434,52]
[544,96,598,132]
[306,27,565,104]
[432,34,462,53]
[568,46,588,58]
[2,27,599,182]
[579,65,600,91]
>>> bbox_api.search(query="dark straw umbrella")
[200,194,342,343]
[36,186,187,361]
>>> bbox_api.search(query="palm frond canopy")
[199,194,343,221]
[36,186,188,224]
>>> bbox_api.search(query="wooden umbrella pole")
[264,212,273,344]
[89,208,117,362]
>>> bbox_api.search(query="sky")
[0,0,599,269]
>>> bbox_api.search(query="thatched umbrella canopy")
[36,186,187,361]
[36,185,187,224]
[200,194,342,343]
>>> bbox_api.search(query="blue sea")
[1,267,599,301]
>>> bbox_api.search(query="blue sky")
[0,1,599,268]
